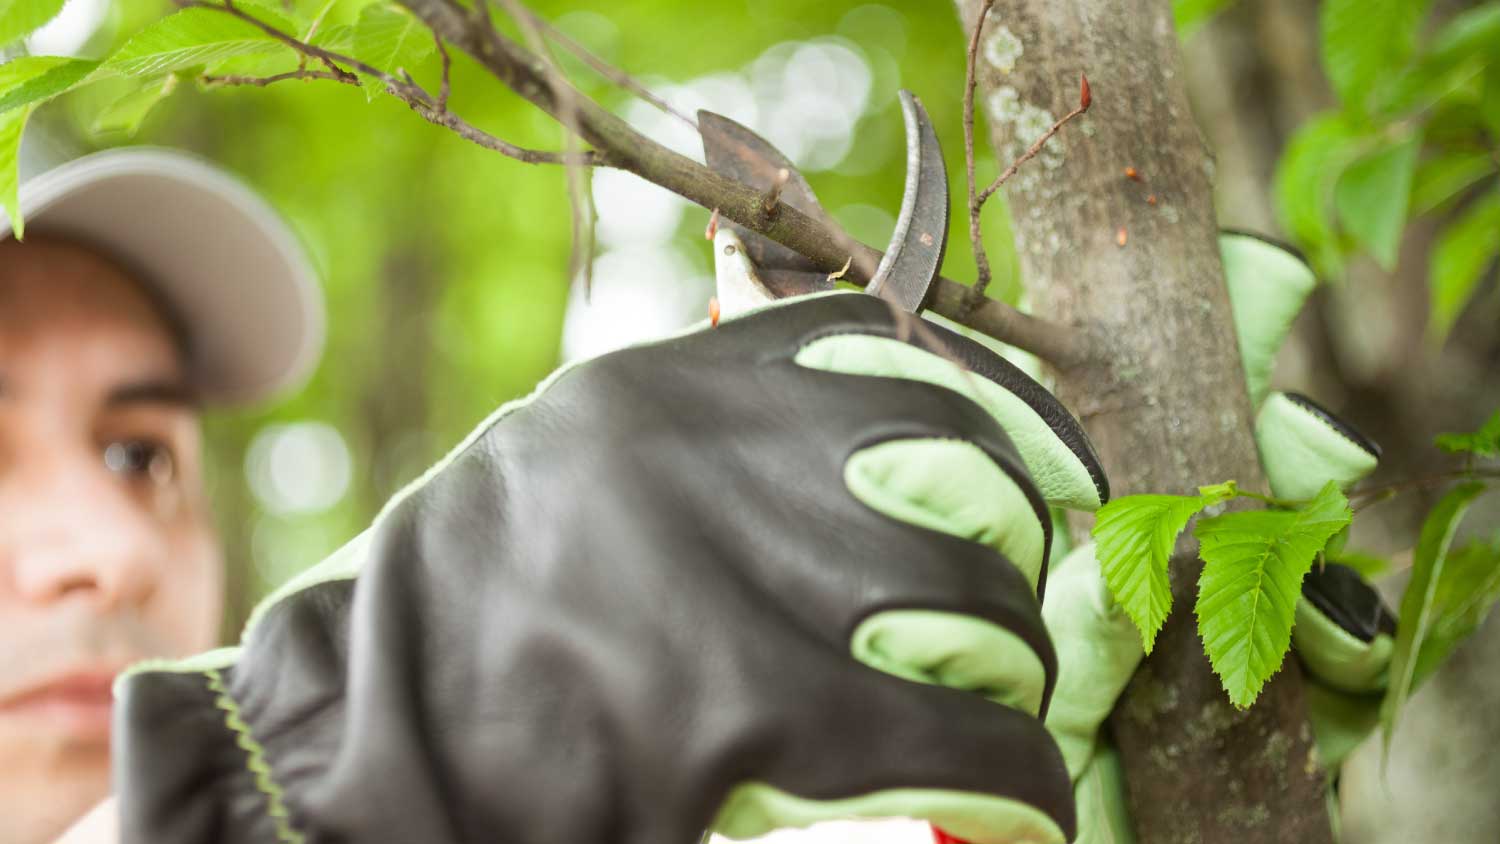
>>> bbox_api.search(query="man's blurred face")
[0,236,223,844]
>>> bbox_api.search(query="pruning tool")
[703,90,950,319]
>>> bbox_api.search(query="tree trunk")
[953,1,1333,840]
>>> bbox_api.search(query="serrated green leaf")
[309,21,355,52]
[351,3,432,101]
[1274,113,1366,277]
[1195,482,1352,708]
[0,100,35,239]
[91,73,179,137]
[1173,0,1236,38]
[0,55,88,240]
[0,57,101,115]
[102,6,293,77]
[1428,189,1500,342]
[1335,136,1420,271]
[1093,487,1233,654]
[1435,409,1500,458]
[1410,151,1496,216]
[0,0,66,49]
[1381,481,1488,751]
[1321,0,1429,111]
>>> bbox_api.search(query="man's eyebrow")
[105,378,201,409]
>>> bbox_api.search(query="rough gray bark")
[953,1,1334,841]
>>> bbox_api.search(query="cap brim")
[3,147,324,406]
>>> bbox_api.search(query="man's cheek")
[155,528,224,654]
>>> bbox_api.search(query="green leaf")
[1274,113,1366,277]
[309,21,355,52]
[1412,538,1500,683]
[1410,151,1496,216]
[1428,189,1500,342]
[1427,4,1500,70]
[0,0,66,49]
[0,57,101,115]
[1328,549,1392,577]
[0,99,33,239]
[1434,409,1500,458]
[351,3,432,101]
[1381,482,1488,748]
[1482,63,1500,139]
[91,73,180,137]
[1173,0,1236,38]
[1334,136,1420,270]
[1195,482,1352,708]
[0,55,92,239]
[1093,485,1234,654]
[1321,0,1429,111]
[102,6,294,77]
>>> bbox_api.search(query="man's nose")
[2,455,166,610]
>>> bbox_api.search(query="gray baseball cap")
[3,140,325,405]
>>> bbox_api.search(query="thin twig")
[1349,468,1500,512]
[435,31,451,110]
[977,74,1092,206]
[494,0,597,295]
[181,0,596,167]
[962,0,998,301]
[511,4,697,130]
[200,68,351,87]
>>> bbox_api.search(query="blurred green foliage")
[1273,0,1500,344]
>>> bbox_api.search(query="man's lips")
[0,669,121,740]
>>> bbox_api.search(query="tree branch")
[182,0,599,166]
[393,0,1084,365]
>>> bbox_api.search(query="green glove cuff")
[1041,544,1145,778]
[1221,232,1317,406]
[1256,392,1381,501]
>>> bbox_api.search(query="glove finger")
[712,662,1076,844]
[1039,544,1144,779]
[845,438,1049,591]
[841,438,1054,720]
[786,297,1107,512]
[1294,562,1395,694]
[1220,231,1316,407]
[1256,391,1381,500]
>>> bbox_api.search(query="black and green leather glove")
[113,292,1109,844]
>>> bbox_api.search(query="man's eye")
[103,439,177,486]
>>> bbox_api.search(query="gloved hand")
[113,292,1110,844]
[1037,233,1394,844]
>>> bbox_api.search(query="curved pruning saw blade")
[701,91,949,315]
[865,90,949,313]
